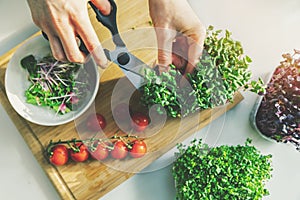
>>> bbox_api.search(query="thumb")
[90,0,111,15]
[155,28,176,73]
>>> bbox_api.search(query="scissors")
[42,0,150,90]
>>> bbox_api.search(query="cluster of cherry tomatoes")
[47,106,150,166]
[47,137,147,166]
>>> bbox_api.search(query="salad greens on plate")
[21,54,90,115]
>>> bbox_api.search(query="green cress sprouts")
[173,139,273,200]
[141,26,264,117]
[21,55,90,114]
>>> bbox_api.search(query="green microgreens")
[173,139,273,200]
[141,26,266,118]
[21,55,90,115]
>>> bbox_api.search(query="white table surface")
[1,0,300,199]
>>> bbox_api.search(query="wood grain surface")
[0,0,244,199]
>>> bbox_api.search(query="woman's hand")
[148,0,206,76]
[27,0,111,67]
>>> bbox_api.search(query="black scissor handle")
[89,0,125,47]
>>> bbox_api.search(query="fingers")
[154,25,205,75]
[28,0,111,66]
[91,0,111,15]
[155,28,177,73]
[49,1,109,67]
[39,13,85,63]
[183,26,206,76]
[43,25,86,63]
[47,33,67,62]
[184,39,203,75]
[75,11,108,68]
[172,36,188,70]
[55,25,86,63]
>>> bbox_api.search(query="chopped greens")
[141,26,265,117]
[21,54,90,114]
[173,139,273,200]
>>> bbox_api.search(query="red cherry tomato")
[86,113,107,131]
[110,141,128,159]
[131,113,149,132]
[90,143,109,161]
[113,103,131,122]
[130,140,147,158]
[70,143,89,162]
[49,144,69,166]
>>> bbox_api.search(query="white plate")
[5,35,99,126]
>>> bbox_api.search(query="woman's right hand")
[27,0,111,67]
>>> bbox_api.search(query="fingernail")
[91,47,108,68]
[75,37,81,47]
[99,60,109,69]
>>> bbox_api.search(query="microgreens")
[255,50,300,149]
[21,55,90,115]
[173,139,273,200]
[141,26,265,118]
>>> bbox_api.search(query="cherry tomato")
[49,144,69,166]
[86,113,107,131]
[90,143,109,161]
[110,141,128,159]
[70,143,89,162]
[131,113,149,132]
[113,103,131,122]
[130,140,147,158]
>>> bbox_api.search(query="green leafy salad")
[20,55,90,115]
[141,26,265,117]
[173,139,273,200]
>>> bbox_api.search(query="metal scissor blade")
[120,66,145,90]
[104,47,150,90]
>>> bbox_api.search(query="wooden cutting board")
[0,1,244,199]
